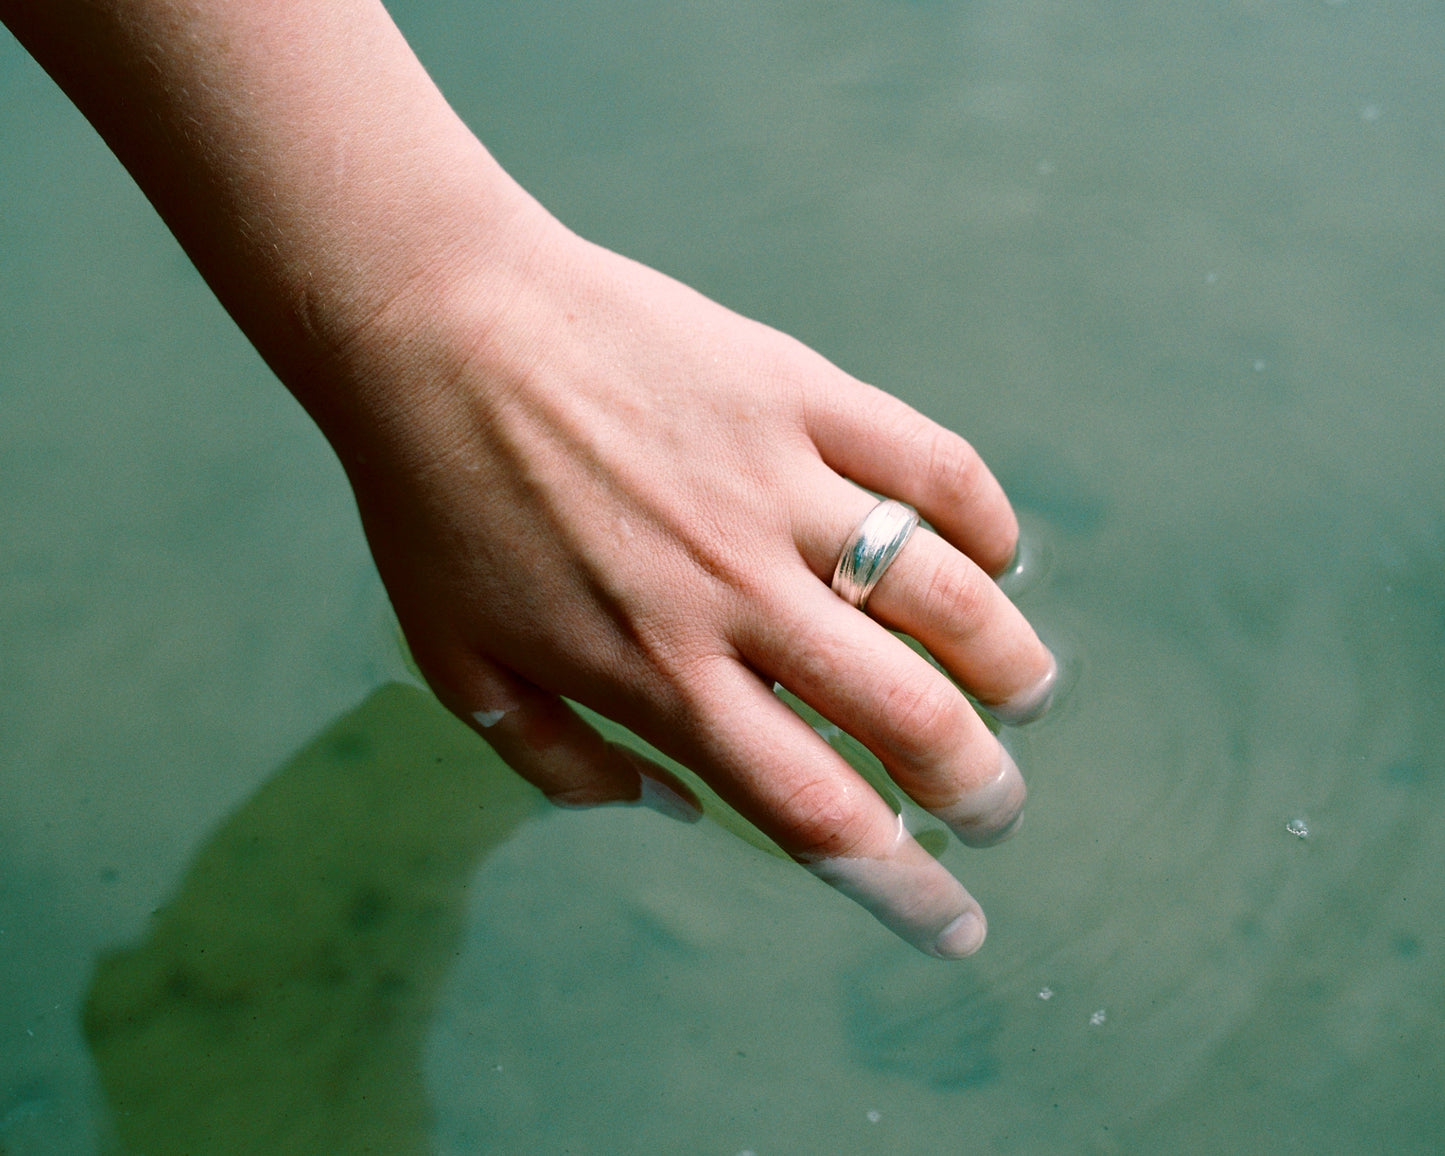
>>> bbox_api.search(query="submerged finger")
[797,482,1057,724]
[430,656,700,822]
[806,379,1018,576]
[860,523,1057,723]
[746,583,1028,848]
[675,658,989,957]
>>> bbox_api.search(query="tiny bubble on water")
[1253,359,1267,372]
[1038,987,1054,1001]
[1286,818,1309,839]
[1204,271,1219,285]
[1361,104,1382,123]
[867,1110,882,1124]
[1090,1009,1107,1026]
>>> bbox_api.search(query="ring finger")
[801,483,1058,724]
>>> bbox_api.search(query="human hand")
[336,220,1057,958]
[2,0,1053,958]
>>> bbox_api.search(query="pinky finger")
[431,656,701,824]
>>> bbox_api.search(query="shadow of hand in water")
[81,682,545,1156]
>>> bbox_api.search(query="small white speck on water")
[1361,104,1382,123]
[1036,159,1054,176]
[1090,1008,1107,1027]
[1286,817,1310,839]
[866,1110,882,1124]
[1253,359,1267,372]
[1204,271,1219,285]
[1038,987,1054,1001]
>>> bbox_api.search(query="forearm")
[1,0,553,438]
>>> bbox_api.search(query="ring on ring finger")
[830,498,919,612]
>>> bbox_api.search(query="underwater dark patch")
[844,967,1004,1091]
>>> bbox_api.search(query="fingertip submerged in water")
[932,745,1028,848]
[982,651,1060,726]
[801,819,990,960]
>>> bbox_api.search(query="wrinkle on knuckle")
[777,775,872,859]
[613,584,731,684]
[919,554,990,637]
[920,425,984,503]
[880,677,967,767]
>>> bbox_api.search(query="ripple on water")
[820,507,1445,1148]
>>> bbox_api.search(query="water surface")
[2,1,1442,1152]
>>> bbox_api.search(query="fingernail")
[934,910,986,958]
[802,838,987,959]
[986,651,1058,726]
[637,771,703,824]
[934,746,1027,848]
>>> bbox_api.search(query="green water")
[3,1,1443,1152]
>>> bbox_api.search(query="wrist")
[295,188,583,473]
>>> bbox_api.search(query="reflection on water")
[4,0,1445,1151]
[82,685,542,1155]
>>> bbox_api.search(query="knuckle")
[545,782,621,808]
[777,775,874,859]
[767,625,851,696]
[918,554,990,635]
[880,677,968,767]
[920,425,985,502]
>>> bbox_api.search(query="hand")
[3,0,1054,958]
[337,220,1057,957]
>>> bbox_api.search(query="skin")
[2,0,1056,957]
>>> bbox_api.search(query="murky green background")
[3,0,1442,1152]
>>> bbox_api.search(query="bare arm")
[2,0,1056,957]
[1,0,549,431]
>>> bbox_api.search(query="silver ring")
[830,499,920,611]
